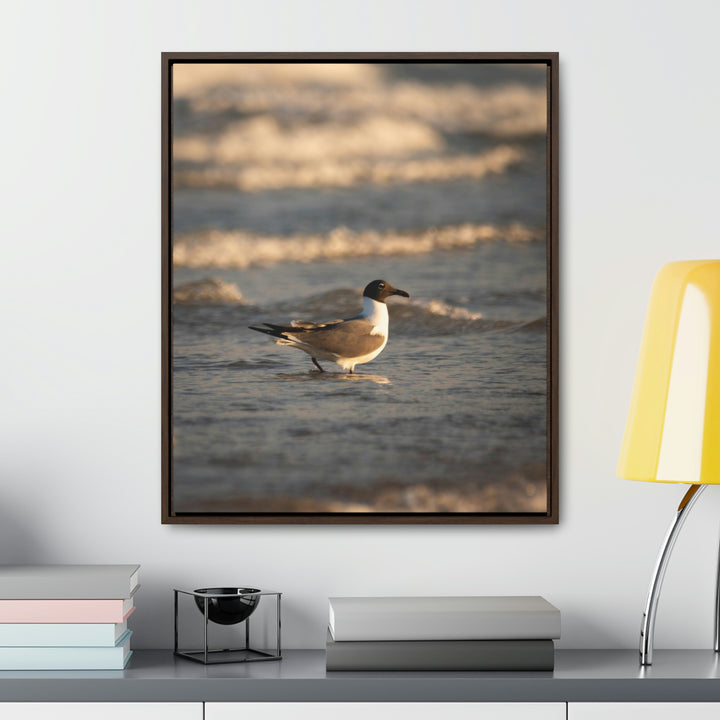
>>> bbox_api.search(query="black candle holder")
[173,587,281,664]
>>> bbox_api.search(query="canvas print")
[164,55,557,522]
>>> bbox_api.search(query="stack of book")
[326,596,560,671]
[0,564,139,670]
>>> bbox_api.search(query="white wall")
[1,0,719,651]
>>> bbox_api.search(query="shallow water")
[172,240,547,513]
[170,62,549,515]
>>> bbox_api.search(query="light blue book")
[0,630,132,670]
[0,620,127,647]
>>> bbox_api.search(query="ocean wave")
[172,277,246,305]
[172,64,545,193]
[173,222,543,269]
[200,285,543,336]
[173,144,524,192]
[409,299,483,321]
[391,299,521,335]
[173,63,383,97]
[216,82,547,137]
[186,465,547,513]
[174,64,546,137]
[174,115,444,165]
[506,316,547,332]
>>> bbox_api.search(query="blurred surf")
[173,283,545,338]
[173,221,543,269]
[172,63,545,194]
[173,145,525,192]
[172,277,247,305]
[173,64,547,138]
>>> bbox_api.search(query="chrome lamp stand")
[639,484,719,665]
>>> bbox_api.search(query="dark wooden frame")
[162,52,559,525]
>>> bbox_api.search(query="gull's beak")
[392,288,410,299]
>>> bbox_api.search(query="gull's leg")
[311,358,324,372]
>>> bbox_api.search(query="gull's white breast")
[362,296,389,339]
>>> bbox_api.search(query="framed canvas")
[162,52,558,524]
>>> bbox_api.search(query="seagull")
[249,280,410,373]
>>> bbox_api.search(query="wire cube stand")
[174,588,282,665]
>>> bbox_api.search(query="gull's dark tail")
[248,323,295,340]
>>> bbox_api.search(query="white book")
[0,564,140,599]
[0,620,128,646]
[328,596,561,641]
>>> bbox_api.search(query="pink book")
[0,598,135,623]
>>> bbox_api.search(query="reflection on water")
[276,371,392,386]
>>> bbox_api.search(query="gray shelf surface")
[2,650,720,703]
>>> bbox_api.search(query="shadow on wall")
[0,503,47,563]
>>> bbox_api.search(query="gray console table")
[1,649,720,703]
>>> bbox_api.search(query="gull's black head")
[363,279,411,303]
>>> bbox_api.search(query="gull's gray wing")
[290,319,344,330]
[261,319,343,333]
[297,318,384,357]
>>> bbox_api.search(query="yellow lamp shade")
[618,260,720,484]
